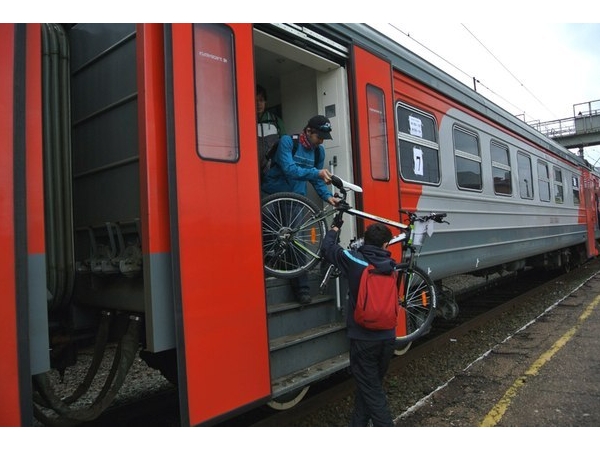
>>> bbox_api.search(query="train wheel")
[267,386,310,410]
[394,341,412,356]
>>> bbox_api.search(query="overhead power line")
[387,24,471,81]
[386,24,528,117]
[384,23,558,122]
[460,24,559,119]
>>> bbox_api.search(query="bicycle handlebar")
[400,210,449,225]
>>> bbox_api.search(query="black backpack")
[261,134,320,179]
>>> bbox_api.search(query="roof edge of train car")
[315,23,587,169]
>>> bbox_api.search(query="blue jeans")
[349,338,395,426]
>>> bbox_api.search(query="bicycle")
[261,175,449,344]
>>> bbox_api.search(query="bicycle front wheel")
[395,265,437,345]
[261,192,327,278]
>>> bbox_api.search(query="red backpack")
[354,264,399,330]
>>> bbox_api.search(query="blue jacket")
[322,229,397,341]
[261,134,333,202]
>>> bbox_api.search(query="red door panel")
[351,45,406,338]
[352,45,400,256]
[169,23,270,426]
[0,23,22,427]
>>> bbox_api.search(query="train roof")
[314,23,586,169]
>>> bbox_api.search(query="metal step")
[266,293,333,314]
[271,352,349,398]
[270,322,346,351]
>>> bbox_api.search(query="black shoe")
[298,294,312,305]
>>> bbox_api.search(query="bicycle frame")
[291,179,408,260]
[261,175,447,280]
[261,175,447,344]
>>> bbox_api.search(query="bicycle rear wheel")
[395,265,437,345]
[261,192,327,278]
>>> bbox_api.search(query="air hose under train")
[32,314,141,426]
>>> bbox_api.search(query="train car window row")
[517,152,534,200]
[396,103,440,185]
[453,126,482,191]
[537,160,551,202]
[193,24,239,162]
[394,101,584,208]
[572,175,581,205]
[490,140,512,196]
[367,84,390,181]
[554,168,564,204]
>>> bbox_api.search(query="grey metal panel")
[144,253,176,352]
[73,272,144,311]
[69,24,137,123]
[29,254,50,375]
[69,23,140,229]
[416,224,586,280]
[72,162,140,226]
[71,100,139,176]
[68,24,136,71]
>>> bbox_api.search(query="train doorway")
[253,24,356,242]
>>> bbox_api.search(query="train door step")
[269,322,346,352]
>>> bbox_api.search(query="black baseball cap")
[307,115,333,140]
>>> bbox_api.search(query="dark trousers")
[349,338,395,427]
[291,272,309,297]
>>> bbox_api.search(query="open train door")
[351,45,399,249]
[351,45,407,337]
[0,24,46,426]
[0,23,29,427]
[166,24,270,426]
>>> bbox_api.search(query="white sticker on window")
[409,116,423,138]
[413,147,423,176]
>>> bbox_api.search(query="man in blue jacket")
[322,221,397,426]
[262,115,339,304]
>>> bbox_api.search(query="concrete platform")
[396,268,600,427]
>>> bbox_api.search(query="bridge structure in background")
[528,100,600,159]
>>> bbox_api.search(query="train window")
[193,24,239,162]
[537,161,551,202]
[517,152,534,199]
[453,127,481,190]
[491,141,512,195]
[367,85,389,180]
[553,168,564,204]
[572,175,580,205]
[396,103,439,184]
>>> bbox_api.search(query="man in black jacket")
[322,221,397,426]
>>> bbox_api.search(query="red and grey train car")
[2,23,599,426]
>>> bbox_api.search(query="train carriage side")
[3,22,600,427]
[392,68,593,280]
[325,24,598,282]
[340,43,592,282]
